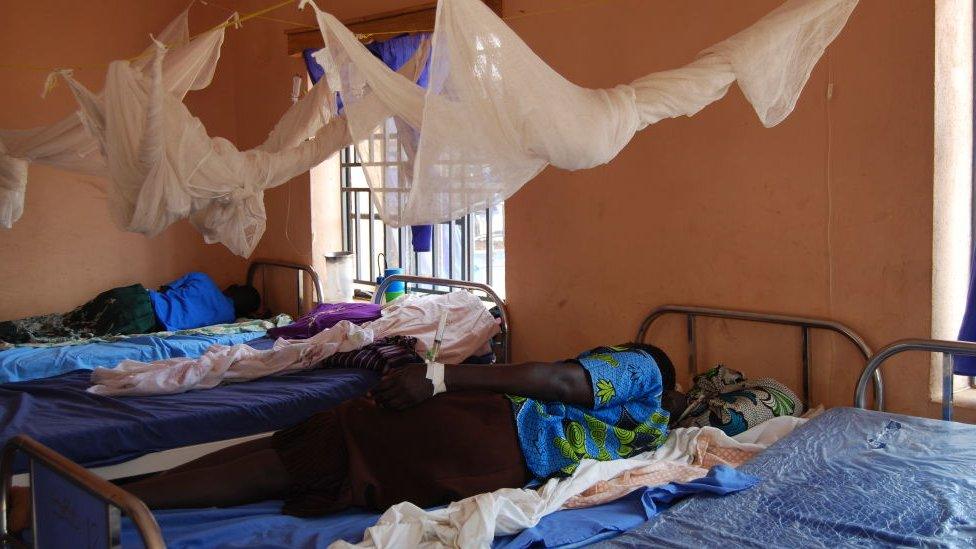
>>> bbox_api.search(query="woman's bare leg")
[121,448,291,509]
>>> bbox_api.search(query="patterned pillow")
[676,365,803,436]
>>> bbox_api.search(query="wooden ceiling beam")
[285,1,502,55]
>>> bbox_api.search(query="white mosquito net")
[0,0,859,255]
[307,0,857,227]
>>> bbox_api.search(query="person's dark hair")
[224,284,261,317]
[625,342,676,391]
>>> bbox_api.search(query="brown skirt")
[272,391,530,516]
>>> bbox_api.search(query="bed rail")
[0,435,163,548]
[246,259,324,315]
[855,338,976,421]
[374,275,510,363]
[637,305,882,411]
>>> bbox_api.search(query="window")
[339,124,505,296]
[933,0,974,400]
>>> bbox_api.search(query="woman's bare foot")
[7,486,30,533]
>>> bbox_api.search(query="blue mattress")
[603,407,976,548]
[120,466,756,549]
[0,330,268,383]
[0,337,377,471]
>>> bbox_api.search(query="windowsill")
[933,387,976,409]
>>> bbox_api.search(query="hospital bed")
[0,267,510,485]
[603,336,976,548]
[0,302,910,549]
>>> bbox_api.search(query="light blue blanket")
[0,331,266,383]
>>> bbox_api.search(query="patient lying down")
[9,343,684,530]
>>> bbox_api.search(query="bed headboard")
[855,338,976,421]
[245,260,324,316]
[637,305,883,411]
[374,275,510,363]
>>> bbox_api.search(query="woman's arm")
[370,362,593,411]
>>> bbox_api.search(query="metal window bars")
[855,338,976,421]
[636,305,883,411]
[339,144,501,287]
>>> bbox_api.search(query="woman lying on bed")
[10,344,684,527]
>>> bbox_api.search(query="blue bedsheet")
[603,407,976,548]
[0,340,377,471]
[0,330,267,383]
[120,466,757,549]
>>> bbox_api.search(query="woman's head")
[626,342,686,422]
[626,342,676,391]
[224,284,261,317]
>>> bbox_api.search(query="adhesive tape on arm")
[426,362,446,395]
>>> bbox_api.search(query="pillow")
[149,272,236,331]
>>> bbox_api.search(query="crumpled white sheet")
[88,290,498,396]
[306,0,858,226]
[332,415,808,549]
[370,291,499,364]
[89,320,372,396]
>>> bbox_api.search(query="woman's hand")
[370,363,435,410]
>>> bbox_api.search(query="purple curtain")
[304,34,433,252]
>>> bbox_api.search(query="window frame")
[339,144,503,292]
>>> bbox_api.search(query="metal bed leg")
[802,326,811,410]
[687,314,697,378]
[943,353,954,422]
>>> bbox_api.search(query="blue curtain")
[957,253,976,375]
[303,34,433,252]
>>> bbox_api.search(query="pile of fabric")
[0,0,859,256]
[675,365,805,436]
[87,290,499,396]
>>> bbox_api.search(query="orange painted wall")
[0,0,250,319]
[500,0,962,420]
[0,0,962,422]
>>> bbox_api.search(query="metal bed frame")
[246,259,324,316]
[855,338,976,421]
[0,435,164,548]
[637,305,883,411]
[374,274,511,363]
[0,275,510,546]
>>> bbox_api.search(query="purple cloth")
[266,303,382,340]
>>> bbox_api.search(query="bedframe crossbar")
[246,259,324,315]
[0,435,164,548]
[637,305,882,411]
[855,338,976,421]
[373,275,510,363]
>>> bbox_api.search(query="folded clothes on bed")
[268,302,382,340]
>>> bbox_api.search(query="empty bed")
[602,406,976,548]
